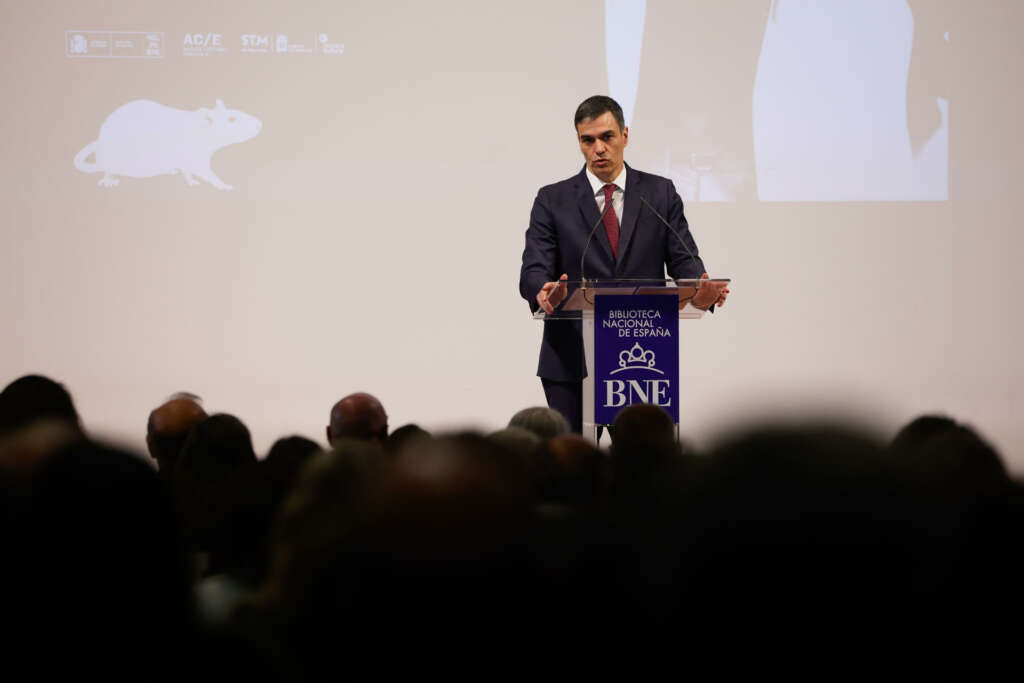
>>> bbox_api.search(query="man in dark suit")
[519,95,728,432]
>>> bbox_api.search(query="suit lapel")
[576,169,615,266]
[615,164,642,274]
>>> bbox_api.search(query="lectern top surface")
[531,277,730,320]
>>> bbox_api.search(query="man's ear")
[622,126,629,146]
[325,425,332,447]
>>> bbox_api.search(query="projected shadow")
[752,0,949,201]
[607,0,950,202]
[612,0,768,202]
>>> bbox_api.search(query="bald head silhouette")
[146,395,207,474]
[327,392,388,446]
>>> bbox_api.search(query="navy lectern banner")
[594,293,679,425]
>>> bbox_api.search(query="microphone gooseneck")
[638,194,702,275]
[579,192,614,291]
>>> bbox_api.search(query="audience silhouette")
[1,373,1022,676]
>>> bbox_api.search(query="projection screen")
[2,0,1022,468]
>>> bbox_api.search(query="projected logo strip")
[66,31,343,58]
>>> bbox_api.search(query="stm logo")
[241,34,269,51]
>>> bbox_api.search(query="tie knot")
[602,183,617,199]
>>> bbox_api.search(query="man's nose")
[594,141,606,155]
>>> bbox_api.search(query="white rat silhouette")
[74,99,262,190]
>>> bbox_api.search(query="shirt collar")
[586,165,627,196]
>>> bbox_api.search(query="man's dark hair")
[266,435,321,465]
[174,413,257,554]
[177,413,256,484]
[488,426,543,464]
[535,434,606,506]
[0,374,79,437]
[574,95,625,132]
[383,423,430,455]
[891,415,957,453]
[891,414,1008,496]
[610,403,677,459]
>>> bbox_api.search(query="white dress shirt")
[585,165,627,223]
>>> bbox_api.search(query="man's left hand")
[692,273,730,310]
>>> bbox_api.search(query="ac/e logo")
[184,33,222,47]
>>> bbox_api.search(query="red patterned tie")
[602,183,620,259]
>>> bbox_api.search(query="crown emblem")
[610,343,664,375]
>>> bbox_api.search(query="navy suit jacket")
[519,164,707,381]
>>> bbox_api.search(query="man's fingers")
[538,280,559,313]
[537,275,570,314]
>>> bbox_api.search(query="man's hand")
[692,273,730,310]
[537,274,569,314]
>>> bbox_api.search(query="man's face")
[577,111,628,182]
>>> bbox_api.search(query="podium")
[533,278,729,442]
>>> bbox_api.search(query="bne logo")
[603,343,671,408]
[604,379,672,408]
[184,33,221,47]
[242,34,268,49]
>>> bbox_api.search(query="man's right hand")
[537,274,569,314]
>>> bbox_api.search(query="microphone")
[579,193,615,291]
[639,194,715,311]
[638,194,703,275]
